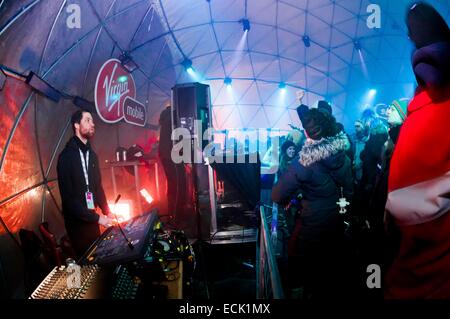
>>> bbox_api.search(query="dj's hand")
[99,215,114,228]
[102,207,112,216]
[108,215,120,226]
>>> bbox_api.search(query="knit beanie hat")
[301,108,338,140]
[391,99,408,121]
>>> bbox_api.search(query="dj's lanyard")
[79,149,90,192]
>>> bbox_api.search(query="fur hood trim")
[299,131,350,167]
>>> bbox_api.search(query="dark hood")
[406,2,450,49]
[412,41,450,101]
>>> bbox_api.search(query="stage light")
[354,39,361,51]
[362,88,377,108]
[241,19,250,32]
[187,69,196,78]
[182,59,193,72]
[140,188,154,204]
[108,201,131,222]
[25,72,61,102]
[224,77,232,88]
[119,52,138,73]
[182,59,203,81]
[278,82,287,107]
[302,35,311,48]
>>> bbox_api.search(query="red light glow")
[139,188,154,204]
[108,201,131,223]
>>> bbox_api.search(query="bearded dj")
[57,109,114,258]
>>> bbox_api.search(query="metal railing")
[256,205,284,299]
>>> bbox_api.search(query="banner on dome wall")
[94,59,147,127]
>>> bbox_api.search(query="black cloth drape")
[210,153,261,208]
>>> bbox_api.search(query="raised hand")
[296,90,305,105]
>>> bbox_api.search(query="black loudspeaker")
[171,83,212,240]
[172,82,210,149]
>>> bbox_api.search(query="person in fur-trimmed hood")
[384,2,450,299]
[272,108,354,299]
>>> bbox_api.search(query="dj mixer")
[30,264,100,299]
[30,210,194,299]
[81,211,159,266]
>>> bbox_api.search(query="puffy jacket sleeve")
[271,161,304,205]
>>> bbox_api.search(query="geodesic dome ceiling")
[2,0,450,132]
[155,0,450,129]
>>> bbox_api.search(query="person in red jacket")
[384,2,450,299]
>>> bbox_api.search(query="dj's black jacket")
[57,136,109,256]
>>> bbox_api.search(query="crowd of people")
[262,2,450,299]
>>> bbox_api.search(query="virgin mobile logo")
[95,59,146,126]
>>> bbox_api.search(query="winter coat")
[360,132,388,192]
[364,125,403,266]
[350,133,369,182]
[57,136,109,257]
[272,132,353,244]
[385,41,450,299]
[370,125,402,227]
